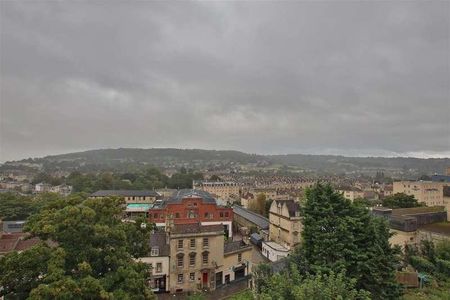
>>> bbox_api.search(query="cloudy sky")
[1,1,449,161]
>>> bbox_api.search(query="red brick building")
[148,189,233,237]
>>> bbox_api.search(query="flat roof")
[418,222,450,236]
[262,241,289,252]
[392,206,445,216]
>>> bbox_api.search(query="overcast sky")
[1,1,449,162]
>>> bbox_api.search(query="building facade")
[148,190,233,237]
[193,181,240,201]
[268,200,302,250]
[138,231,170,293]
[393,181,445,206]
[168,224,224,293]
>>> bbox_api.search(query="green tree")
[382,193,421,208]
[0,192,45,221]
[0,194,154,299]
[300,184,402,299]
[257,264,370,300]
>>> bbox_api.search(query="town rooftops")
[91,190,159,197]
[0,233,40,254]
[166,189,217,204]
[170,223,224,235]
[233,205,269,230]
[224,240,252,254]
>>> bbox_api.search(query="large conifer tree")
[301,184,402,299]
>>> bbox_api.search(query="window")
[204,212,209,218]
[177,274,183,283]
[202,252,209,265]
[225,212,229,217]
[156,263,162,273]
[238,253,242,262]
[189,272,195,281]
[190,239,196,248]
[178,239,183,249]
[193,202,197,206]
[153,213,158,219]
[175,212,180,218]
[189,253,196,266]
[203,238,209,248]
[177,254,184,268]
[220,212,224,218]
[150,247,159,256]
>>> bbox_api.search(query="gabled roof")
[91,190,159,197]
[274,200,301,218]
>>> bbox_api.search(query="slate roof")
[91,190,159,197]
[166,189,217,204]
[171,223,224,235]
[233,206,269,230]
[274,200,301,218]
[224,240,252,254]
[149,231,170,256]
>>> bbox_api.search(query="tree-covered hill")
[1,148,448,175]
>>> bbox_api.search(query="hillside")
[1,148,448,176]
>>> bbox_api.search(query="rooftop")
[224,240,252,254]
[418,222,450,236]
[392,206,445,216]
[262,241,289,252]
[171,223,224,235]
[148,231,169,256]
[91,190,159,197]
[274,199,301,217]
[166,189,217,205]
[233,205,269,229]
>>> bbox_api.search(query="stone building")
[393,181,445,207]
[268,200,302,250]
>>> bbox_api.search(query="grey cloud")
[1,1,449,161]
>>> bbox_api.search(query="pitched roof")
[233,206,269,229]
[91,190,159,197]
[149,231,169,256]
[274,200,301,217]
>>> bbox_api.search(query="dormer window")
[150,247,159,256]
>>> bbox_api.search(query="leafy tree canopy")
[0,194,154,299]
[382,193,421,209]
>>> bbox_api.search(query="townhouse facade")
[393,181,446,207]
[268,200,302,250]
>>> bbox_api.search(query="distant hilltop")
[1,148,449,176]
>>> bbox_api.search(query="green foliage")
[0,192,46,221]
[409,256,435,274]
[382,193,421,209]
[0,194,154,299]
[300,183,402,299]
[66,168,203,193]
[256,264,370,300]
